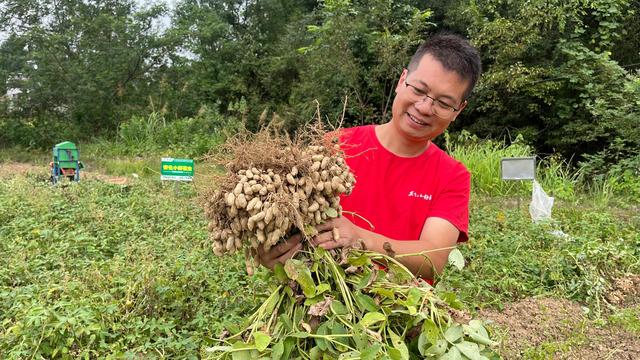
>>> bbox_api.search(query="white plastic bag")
[529,180,554,222]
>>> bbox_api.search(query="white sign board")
[501,157,536,180]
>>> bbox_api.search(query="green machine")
[50,141,83,184]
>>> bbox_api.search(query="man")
[258,33,482,280]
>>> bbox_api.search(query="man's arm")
[313,216,460,279]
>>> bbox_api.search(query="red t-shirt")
[339,125,470,243]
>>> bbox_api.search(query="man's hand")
[311,216,362,250]
[256,233,303,270]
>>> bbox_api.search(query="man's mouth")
[407,112,428,126]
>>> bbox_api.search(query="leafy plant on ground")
[439,196,640,314]
[0,177,259,358]
[207,247,497,359]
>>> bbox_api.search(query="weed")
[609,306,640,334]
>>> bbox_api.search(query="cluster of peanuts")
[206,145,356,256]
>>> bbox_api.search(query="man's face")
[390,54,469,144]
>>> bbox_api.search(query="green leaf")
[316,283,331,295]
[309,346,321,360]
[316,323,330,351]
[271,340,284,360]
[253,331,271,352]
[418,332,429,356]
[388,329,409,360]
[439,345,463,360]
[330,300,348,315]
[304,224,318,236]
[324,207,338,218]
[358,312,386,328]
[359,343,382,360]
[331,323,349,351]
[338,351,361,359]
[355,292,379,312]
[440,291,464,310]
[422,318,440,344]
[387,263,414,283]
[424,339,448,356]
[463,321,497,346]
[444,325,464,343]
[348,253,371,267]
[304,295,324,306]
[352,324,368,351]
[264,292,281,317]
[282,337,295,359]
[273,263,289,283]
[405,287,422,307]
[356,269,374,289]
[448,248,465,270]
[284,259,316,298]
[231,350,255,360]
[371,287,395,300]
[455,341,483,360]
[224,321,241,334]
[231,343,258,360]
[278,314,293,332]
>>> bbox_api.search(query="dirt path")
[481,276,640,359]
[0,162,130,185]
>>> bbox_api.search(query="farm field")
[0,161,638,359]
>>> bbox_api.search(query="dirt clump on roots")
[606,274,640,307]
[480,297,640,359]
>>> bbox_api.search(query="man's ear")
[458,100,468,112]
[451,100,468,122]
[395,68,409,93]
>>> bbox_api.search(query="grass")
[609,306,640,334]
[445,131,583,201]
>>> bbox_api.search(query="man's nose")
[415,96,436,115]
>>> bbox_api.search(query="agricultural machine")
[50,141,83,184]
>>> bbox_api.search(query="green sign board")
[161,158,194,181]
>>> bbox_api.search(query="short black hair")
[408,33,482,100]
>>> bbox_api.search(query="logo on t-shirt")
[408,191,432,201]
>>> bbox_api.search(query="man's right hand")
[256,233,303,270]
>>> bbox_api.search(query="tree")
[440,0,640,160]
[287,0,433,127]
[0,0,174,132]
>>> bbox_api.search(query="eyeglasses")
[404,81,461,118]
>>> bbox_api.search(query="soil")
[480,296,640,359]
[0,162,43,178]
[0,162,130,185]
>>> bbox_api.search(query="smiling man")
[258,33,482,280]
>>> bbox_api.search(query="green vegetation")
[609,306,640,334]
[0,177,262,358]
[439,196,639,314]
[1,134,637,357]
[1,0,639,178]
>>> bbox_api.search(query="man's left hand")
[311,216,361,250]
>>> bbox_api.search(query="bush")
[117,107,241,157]
[579,138,640,200]
[0,117,84,149]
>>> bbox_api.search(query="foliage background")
[1,1,638,179]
